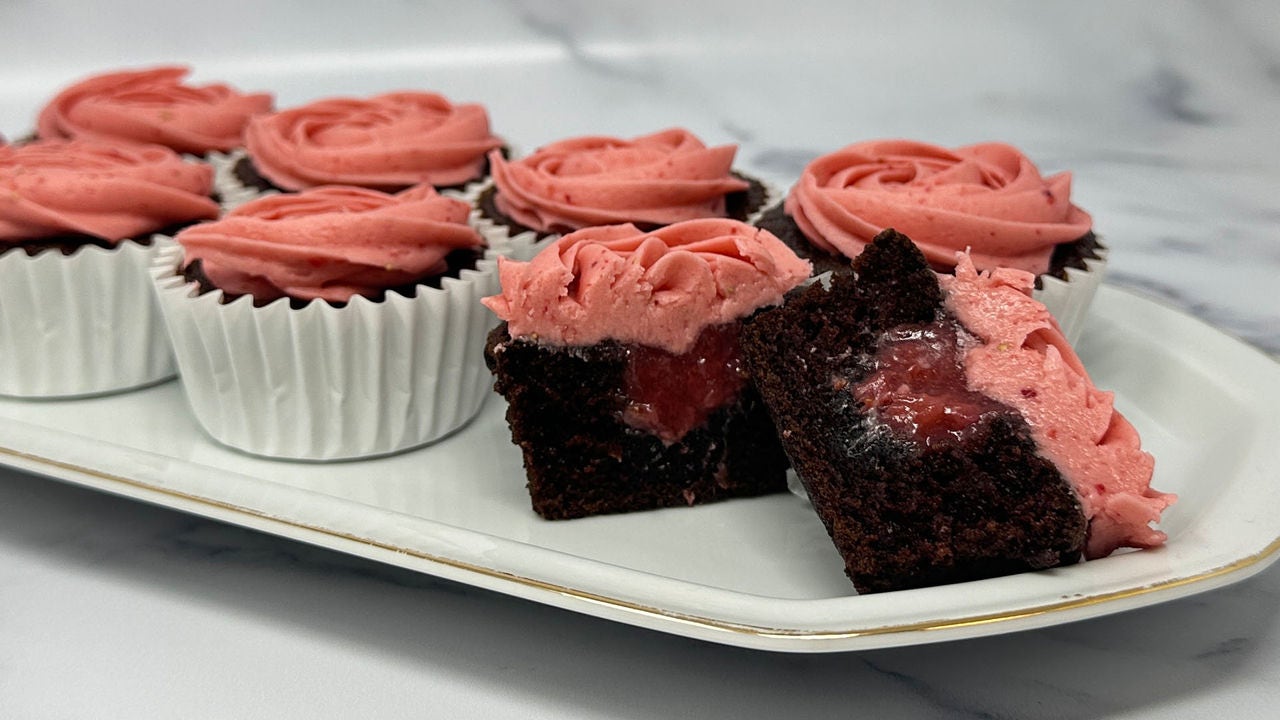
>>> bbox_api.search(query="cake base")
[485,324,789,520]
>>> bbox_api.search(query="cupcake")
[151,184,497,460]
[482,218,810,519]
[36,66,272,156]
[757,140,1105,341]
[474,128,773,260]
[741,230,1172,593]
[0,139,219,397]
[220,91,503,207]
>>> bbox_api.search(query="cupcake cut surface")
[741,230,1172,592]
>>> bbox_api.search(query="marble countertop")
[2,1,1278,717]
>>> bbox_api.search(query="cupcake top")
[243,92,502,192]
[938,253,1174,558]
[487,128,749,235]
[784,139,1092,275]
[176,184,483,303]
[0,139,218,245]
[37,66,273,155]
[483,218,810,354]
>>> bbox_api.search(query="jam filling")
[622,324,746,444]
[852,320,1010,448]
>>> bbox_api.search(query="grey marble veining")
[2,1,1279,717]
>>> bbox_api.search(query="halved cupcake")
[741,230,1173,593]
[482,218,809,519]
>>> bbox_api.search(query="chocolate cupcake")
[741,230,1172,593]
[0,139,218,397]
[218,91,503,208]
[151,184,497,460]
[758,140,1106,341]
[482,218,809,519]
[473,128,774,261]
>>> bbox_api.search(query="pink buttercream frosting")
[940,255,1174,559]
[244,92,502,191]
[786,140,1093,275]
[0,139,217,244]
[37,67,273,155]
[482,219,810,354]
[487,128,749,234]
[177,184,483,303]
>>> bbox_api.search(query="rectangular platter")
[2,285,1279,652]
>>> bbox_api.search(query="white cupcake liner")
[0,239,176,398]
[150,243,500,461]
[1032,246,1109,345]
[465,174,782,263]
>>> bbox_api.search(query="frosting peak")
[941,254,1174,558]
[785,139,1093,274]
[488,128,749,234]
[177,185,483,303]
[483,219,810,353]
[0,139,218,244]
[244,92,502,191]
[37,66,273,154]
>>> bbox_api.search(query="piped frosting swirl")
[244,92,501,191]
[483,218,810,354]
[488,128,749,234]
[0,139,217,244]
[37,66,272,155]
[177,184,483,303]
[785,139,1092,275]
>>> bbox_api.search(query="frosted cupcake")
[0,139,219,397]
[474,128,772,260]
[151,184,497,460]
[221,91,503,207]
[757,140,1106,341]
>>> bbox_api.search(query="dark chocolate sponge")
[754,203,1105,286]
[485,325,789,520]
[741,229,1087,593]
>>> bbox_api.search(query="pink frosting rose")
[0,139,218,244]
[941,254,1175,558]
[483,218,810,354]
[785,140,1093,275]
[177,184,483,303]
[488,128,749,234]
[243,92,502,191]
[37,66,273,155]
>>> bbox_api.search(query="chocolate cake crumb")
[485,325,789,520]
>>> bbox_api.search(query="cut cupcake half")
[741,229,1173,593]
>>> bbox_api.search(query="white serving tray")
[1,285,1278,653]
